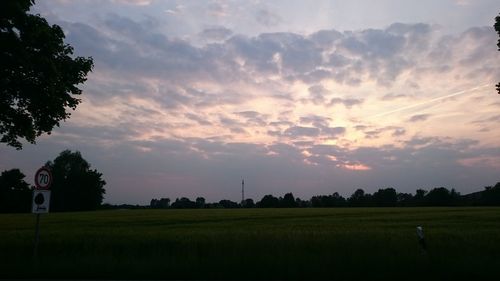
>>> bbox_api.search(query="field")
[1,207,500,280]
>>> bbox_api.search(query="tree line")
[149,183,500,209]
[1,149,498,213]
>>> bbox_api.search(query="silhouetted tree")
[0,168,31,212]
[424,187,459,206]
[47,150,106,211]
[295,197,310,208]
[242,198,255,208]
[196,197,206,208]
[480,182,500,205]
[495,13,500,94]
[372,188,397,207]
[160,198,171,208]
[396,192,413,206]
[414,189,427,201]
[348,189,368,207]
[0,0,93,149]
[311,193,346,207]
[281,192,298,208]
[218,199,239,208]
[330,192,347,206]
[258,194,279,208]
[150,199,157,208]
[150,198,170,208]
[171,197,196,209]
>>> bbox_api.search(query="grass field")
[1,207,500,280]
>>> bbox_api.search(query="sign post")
[33,167,52,258]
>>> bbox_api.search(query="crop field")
[1,207,500,280]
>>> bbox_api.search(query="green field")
[1,207,500,280]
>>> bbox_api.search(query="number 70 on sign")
[34,167,52,190]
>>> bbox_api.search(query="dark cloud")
[299,115,331,128]
[267,130,282,137]
[234,111,268,126]
[199,26,233,41]
[309,29,343,47]
[404,136,441,147]
[219,116,241,127]
[355,125,406,139]
[185,113,212,126]
[327,53,352,67]
[284,126,321,137]
[392,128,406,137]
[83,79,151,101]
[329,97,363,108]
[235,111,261,119]
[408,114,431,122]
[472,114,500,124]
[458,27,497,67]
[230,127,247,134]
[354,125,368,131]
[321,127,346,138]
[307,85,330,105]
[112,0,152,6]
[269,120,294,127]
[381,93,408,101]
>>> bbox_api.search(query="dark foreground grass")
[1,207,500,280]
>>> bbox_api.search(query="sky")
[1,0,499,204]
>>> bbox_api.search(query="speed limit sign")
[34,167,52,190]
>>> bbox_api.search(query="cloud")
[454,0,472,6]
[354,126,407,140]
[112,0,152,6]
[408,114,431,122]
[309,29,343,48]
[199,26,233,41]
[329,97,363,108]
[234,111,268,126]
[307,85,330,105]
[207,1,229,18]
[6,8,499,204]
[284,126,321,138]
[255,8,282,26]
[321,127,346,138]
[185,113,212,126]
[472,114,500,124]
[381,93,408,101]
[299,115,331,128]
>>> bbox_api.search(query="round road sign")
[34,167,52,190]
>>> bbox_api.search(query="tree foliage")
[372,188,397,207]
[150,198,170,208]
[496,13,500,94]
[47,150,105,211]
[171,197,197,209]
[257,194,279,208]
[281,192,298,207]
[0,0,93,149]
[0,169,31,212]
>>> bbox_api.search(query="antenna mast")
[241,179,245,204]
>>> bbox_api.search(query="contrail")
[368,84,491,119]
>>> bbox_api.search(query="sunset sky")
[1,0,499,204]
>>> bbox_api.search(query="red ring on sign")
[34,167,52,190]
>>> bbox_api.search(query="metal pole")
[241,179,244,204]
[34,213,40,258]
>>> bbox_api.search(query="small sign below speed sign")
[34,167,52,190]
